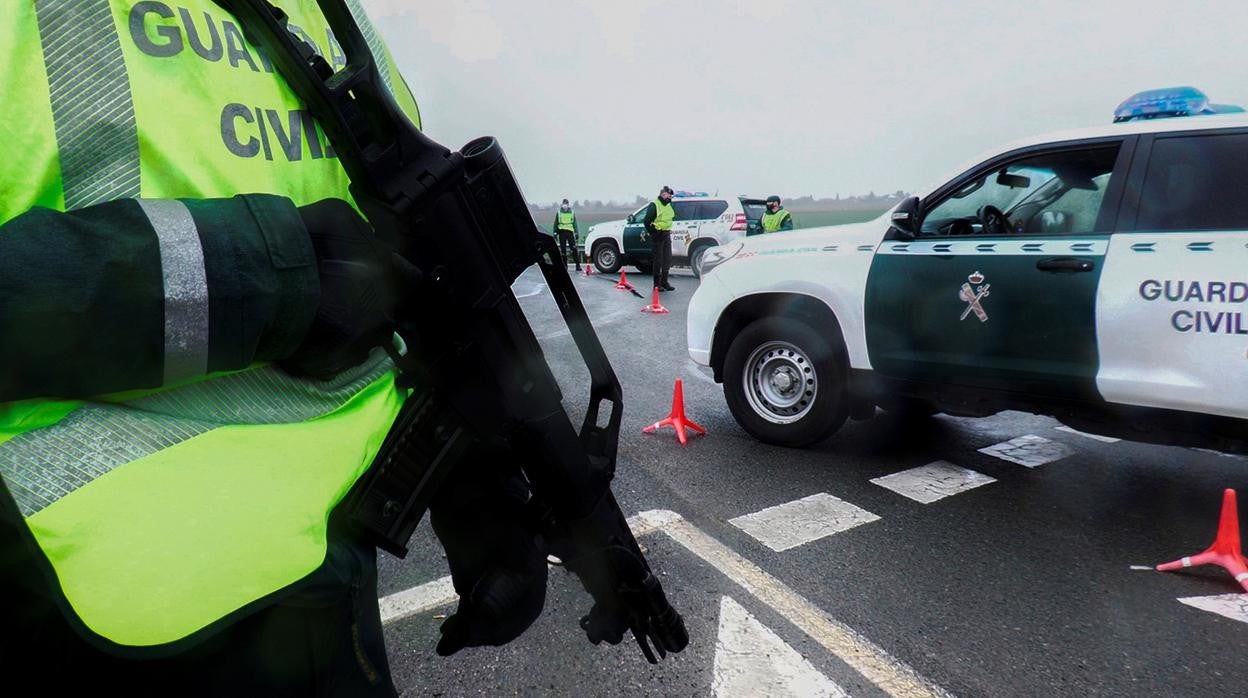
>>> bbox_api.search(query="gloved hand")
[282,198,397,379]
[429,454,548,656]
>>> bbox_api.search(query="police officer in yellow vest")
[641,186,677,291]
[553,198,580,271]
[762,195,795,232]
[0,2,547,693]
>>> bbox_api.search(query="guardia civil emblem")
[959,271,990,322]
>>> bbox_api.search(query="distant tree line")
[529,190,910,217]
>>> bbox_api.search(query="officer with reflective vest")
[761,195,794,232]
[553,198,580,271]
[641,185,676,291]
[0,1,546,693]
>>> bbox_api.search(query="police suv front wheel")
[723,318,848,447]
[592,241,622,274]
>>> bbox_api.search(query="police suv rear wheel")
[689,243,710,280]
[724,318,848,447]
[592,241,622,274]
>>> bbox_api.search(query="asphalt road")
[378,265,1248,697]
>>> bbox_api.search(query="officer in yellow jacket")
[761,195,794,232]
[553,198,580,271]
[0,2,546,693]
[641,185,677,291]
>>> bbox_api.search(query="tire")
[689,243,710,279]
[633,261,652,276]
[592,240,622,274]
[723,317,848,447]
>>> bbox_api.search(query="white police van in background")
[688,87,1248,453]
[582,192,766,278]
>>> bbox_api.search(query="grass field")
[538,208,889,244]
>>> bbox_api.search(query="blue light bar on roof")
[1114,86,1245,123]
[674,190,711,197]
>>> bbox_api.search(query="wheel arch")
[710,293,847,382]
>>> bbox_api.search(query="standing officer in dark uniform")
[553,198,580,271]
[641,186,676,292]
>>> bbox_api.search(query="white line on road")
[713,595,848,698]
[1054,426,1121,443]
[645,510,948,698]
[378,575,457,625]
[1177,593,1248,624]
[870,461,996,504]
[979,434,1075,468]
[537,308,634,340]
[381,509,947,698]
[729,493,881,552]
[512,280,548,299]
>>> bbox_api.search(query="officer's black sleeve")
[0,194,319,402]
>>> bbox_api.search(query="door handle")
[1036,256,1095,273]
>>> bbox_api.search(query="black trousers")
[556,229,579,269]
[0,487,396,697]
[651,231,672,287]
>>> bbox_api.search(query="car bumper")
[687,272,734,367]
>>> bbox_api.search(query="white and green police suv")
[688,88,1248,452]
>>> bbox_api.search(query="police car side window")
[698,201,729,221]
[920,146,1119,237]
[671,201,700,221]
[1137,133,1248,231]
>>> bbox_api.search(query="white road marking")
[383,509,947,698]
[729,493,881,552]
[713,595,847,698]
[379,575,457,625]
[537,308,634,340]
[978,434,1075,468]
[870,461,996,504]
[511,279,548,299]
[1177,593,1248,624]
[378,511,675,624]
[1128,565,1154,571]
[647,510,948,698]
[1191,447,1246,460]
[1054,425,1121,443]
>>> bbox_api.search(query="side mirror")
[888,196,920,239]
[627,214,636,224]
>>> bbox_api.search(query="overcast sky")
[361,0,1248,204]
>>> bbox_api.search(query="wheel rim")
[742,341,818,424]
[596,246,617,268]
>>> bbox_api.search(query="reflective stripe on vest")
[762,209,790,232]
[0,0,420,647]
[557,210,575,231]
[653,200,675,231]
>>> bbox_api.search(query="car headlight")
[697,241,744,277]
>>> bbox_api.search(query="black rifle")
[214,0,687,662]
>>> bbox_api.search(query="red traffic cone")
[581,264,595,276]
[615,270,635,291]
[641,286,669,314]
[642,379,706,446]
[1156,488,1248,593]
